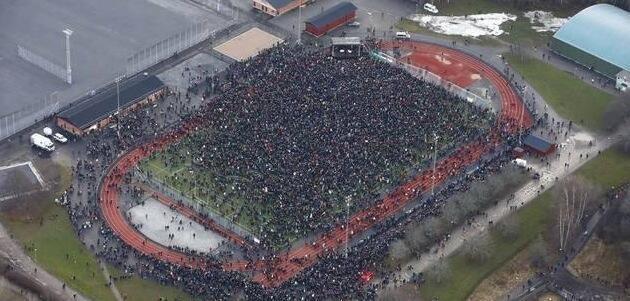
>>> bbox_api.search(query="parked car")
[423,3,439,14]
[395,31,411,40]
[53,133,68,143]
[347,21,360,27]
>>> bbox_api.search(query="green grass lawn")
[0,163,118,301]
[419,192,553,301]
[505,53,614,131]
[577,148,630,189]
[0,161,200,301]
[108,266,195,301]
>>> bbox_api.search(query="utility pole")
[297,4,303,44]
[432,133,438,196]
[345,196,351,259]
[115,75,123,138]
[62,29,73,84]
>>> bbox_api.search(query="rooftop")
[523,134,554,154]
[58,75,164,129]
[553,4,630,71]
[306,2,357,28]
[331,37,361,45]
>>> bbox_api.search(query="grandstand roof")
[523,134,554,155]
[553,4,630,71]
[306,2,357,28]
[58,75,164,129]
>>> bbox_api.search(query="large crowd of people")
[49,42,555,300]
[148,44,495,248]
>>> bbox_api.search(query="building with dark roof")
[56,75,166,136]
[550,4,630,79]
[305,2,357,37]
[252,0,307,16]
[522,134,555,156]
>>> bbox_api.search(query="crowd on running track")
[54,42,544,300]
[148,44,495,248]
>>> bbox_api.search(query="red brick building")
[56,75,166,136]
[304,2,357,37]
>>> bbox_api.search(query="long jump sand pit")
[214,27,283,62]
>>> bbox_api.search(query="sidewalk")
[388,127,610,287]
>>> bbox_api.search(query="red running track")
[98,41,533,288]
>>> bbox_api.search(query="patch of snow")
[524,11,568,32]
[128,198,226,254]
[408,13,517,37]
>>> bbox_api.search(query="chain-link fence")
[17,44,69,84]
[134,168,259,242]
[126,20,216,76]
[373,51,493,111]
[0,93,60,141]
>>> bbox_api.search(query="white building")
[616,70,630,92]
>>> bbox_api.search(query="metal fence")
[17,45,69,84]
[0,93,60,141]
[134,169,259,242]
[373,51,494,111]
[125,20,216,76]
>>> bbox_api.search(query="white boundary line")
[0,161,45,187]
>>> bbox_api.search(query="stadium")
[98,37,532,296]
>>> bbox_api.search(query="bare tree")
[463,233,493,263]
[405,224,429,254]
[553,175,599,251]
[602,92,630,132]
[389,240,411,262]
[497,214,520,241]
[529,235,551,269]
[426,259,451,284]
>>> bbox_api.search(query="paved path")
[0,223,88,301]
[388,126,610,286]
[99,262,123,301]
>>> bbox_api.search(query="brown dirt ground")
[467,246,535,301]
[569,235,627,288]
[537,292,562,301]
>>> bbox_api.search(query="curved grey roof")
[553,4,630,71]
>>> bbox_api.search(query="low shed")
[56,75,166,136]
[522,134,556,156]
[305,2,357,37]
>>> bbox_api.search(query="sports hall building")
[550,4,630,86]
[56,75,166,136]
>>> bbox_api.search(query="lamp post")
[432,133,438,196]
[62,29,73,84]
[297,4,304,44]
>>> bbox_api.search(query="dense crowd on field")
[50,43,571,300]
[148,44,494,248]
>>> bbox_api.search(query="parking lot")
[0,0,228,130]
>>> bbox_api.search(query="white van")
[395,31,411,40]
[423,3,439,14]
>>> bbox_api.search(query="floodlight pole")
[297,4,302,44]
[345,198,350,259]
[432,133,438,196]
[62,29,73,84]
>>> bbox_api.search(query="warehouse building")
[56,75,166,136]
[305,2,357,37]
[550,4,630,81]
[252,0,308,16]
